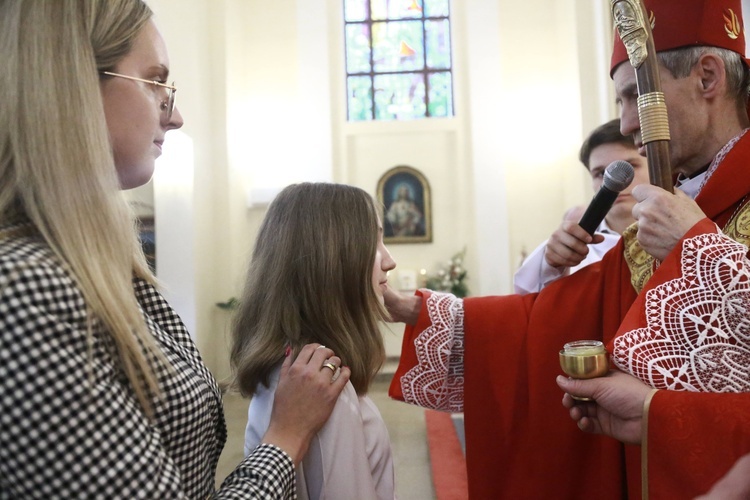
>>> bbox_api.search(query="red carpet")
[425,409,469,500]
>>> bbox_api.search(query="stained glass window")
[344,0,454,121]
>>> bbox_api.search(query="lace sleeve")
[400,292,465,412]
[613,228,750,392]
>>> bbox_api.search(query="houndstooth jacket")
[0,221,295,499]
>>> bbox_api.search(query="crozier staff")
[385,0,750,497]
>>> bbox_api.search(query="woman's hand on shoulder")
[262,344,350,465]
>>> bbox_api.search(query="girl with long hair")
[232,182,398,499]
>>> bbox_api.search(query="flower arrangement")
[424,248,470,298]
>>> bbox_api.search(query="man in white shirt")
[514,119,650,294]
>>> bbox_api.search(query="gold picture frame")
[376,165,432,244]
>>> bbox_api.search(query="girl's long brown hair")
[231,183,387,395]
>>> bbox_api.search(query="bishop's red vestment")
[389,132,750,499]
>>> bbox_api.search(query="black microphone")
[578,160,635,235]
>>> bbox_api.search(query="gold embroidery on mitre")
[624,198,750,294]
[622,222,654,293]
[724,9,742,40]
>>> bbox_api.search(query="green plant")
[425,248,469,298]
[215,297,239,310]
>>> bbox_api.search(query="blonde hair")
[231,183,387,396]
[0,0,161,414]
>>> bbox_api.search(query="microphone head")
[602,160,635,192]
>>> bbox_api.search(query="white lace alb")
[402,230,750,402]
[613,230,750,392]
[400,292,465,412]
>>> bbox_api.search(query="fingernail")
[285,346,291,357]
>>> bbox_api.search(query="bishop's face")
[612,60,709,178]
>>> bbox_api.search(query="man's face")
[612,60,706,177]
[588,142,650,222]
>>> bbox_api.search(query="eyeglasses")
[101,71,176,120]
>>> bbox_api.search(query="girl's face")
[100,20,184,190]
[372,220,397,304]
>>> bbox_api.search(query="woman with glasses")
[0,1,349,498]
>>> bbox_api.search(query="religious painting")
[137,216,156,272]
[377,165,432,243]
[123,182,156,273]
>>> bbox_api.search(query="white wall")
[148,0,237,378]
[146,0,614,375]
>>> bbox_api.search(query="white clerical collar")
[598,218,619,235]
[674,172,705,200]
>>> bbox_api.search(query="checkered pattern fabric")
[0,221,295,499]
